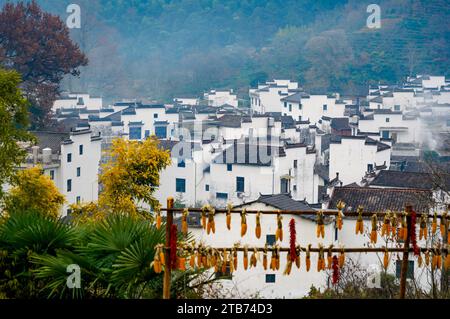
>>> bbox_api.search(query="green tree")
[0,68,34,201]
[4,166,65,219]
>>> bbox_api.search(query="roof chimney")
[42,148,52,165]
[31,146,39,165]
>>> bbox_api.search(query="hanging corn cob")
[383,247,389,270]
[178,246,187,271]
[440,212,447,237]
[327,245,333,269]
[243,246,249,270]
[295,246,301,269]
[419,213,428,240]
[381,212,390,237]
[233,244,238,270]
[250,248,258,268]
[431,212,438,235]
[317,244,325,272]
[263,244,268,270]
[240,209,247,237]
[399,212,408,241]
[221,249,228,274]
[284,252,293,275]
[316,210,325,238]
[255,212,262,239]
[306,244,311,272]
[339,246,345,268]
[391,212,398,238]
[181,208,189,235]
[196,245,203,268]
[355,206,364,235]
[206,207,215,235]
[276,212,283,241]
[226,203,232,230]
[370,214,378,244]
[418,251,423,268]
[336,200,345,230]
[153,244,164,273]
[201,205,208,230]
[270,246,277,271]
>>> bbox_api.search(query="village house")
[21,129,102,216]
[203,89,238,108]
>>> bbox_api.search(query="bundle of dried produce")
[316,211,325,238]
[276,212,283,241]
[355,206,364,235]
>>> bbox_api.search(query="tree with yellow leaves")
[4,166,65,218]
[98,136,171,217]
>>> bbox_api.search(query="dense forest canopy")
[4,0,448,102]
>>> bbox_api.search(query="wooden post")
[163,197,174,299]
[399,205,412,299]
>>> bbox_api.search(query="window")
[153,113,158,119]
[284,102,287,108]
[386,117,390,123]
[289,104,292,112]
[335,227,338,241]
[382,130,390,139]
[67,179,72,192]
[299,103,302,110]
[145,130,150,138]
[129,126,142,140]
[293,185,297,191]
[394,105,400,111]
[236,177,245,193]
[205,184,209,191]
[293,160,297,168]
[79,145,83,155]
[216,192,228,200]
[266,234,276,246]
[280,178,288,194]
[76,196,81,204]
[178,160,186,168]
[155,126,167,138]
[49,170,55,180]
[76,167,81,177]
[176,178,186,193]
[227,164,232,171]
[265,274,276,283]
[67,153,72,163]
[367,164,374,172]
[323,104,328,111]
[395,260,414,279]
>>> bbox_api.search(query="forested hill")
[11,0,450,101]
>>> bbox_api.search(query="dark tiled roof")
[213,141,285,166]
[31,131,70,152]
[328,186,432,213]
[235,194,316,220]
[280,91,310,102]
[370,170,450,190]
[157,139,201,158]
[215,114,242,128]
[330,118,350,131]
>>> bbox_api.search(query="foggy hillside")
[3,0,449,102]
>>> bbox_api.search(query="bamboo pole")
[399,205,412,299]
[159,207,443,219]
[162,197,174,300]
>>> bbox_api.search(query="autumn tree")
[4,166,65,219]
[0,68,35,200]
[0,1,88,129]
[98,137,171,217]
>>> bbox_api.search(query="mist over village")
[0,0,449,304]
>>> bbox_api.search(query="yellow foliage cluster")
[5,166,65,218]
[98,137,171,218]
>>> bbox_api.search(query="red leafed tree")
[0,0,88,129]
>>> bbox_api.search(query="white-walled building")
[22,129,102,216]
[204,90,238,108]
[53,93,103,112]
[328,135,391,186]
[249,80,300,114]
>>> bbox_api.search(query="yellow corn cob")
[355,206,364,235]
[241,209,247,237]
[370,214,378,243]
[276,213,283,241]
[383,249,389,270]
[226,203,232,230]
